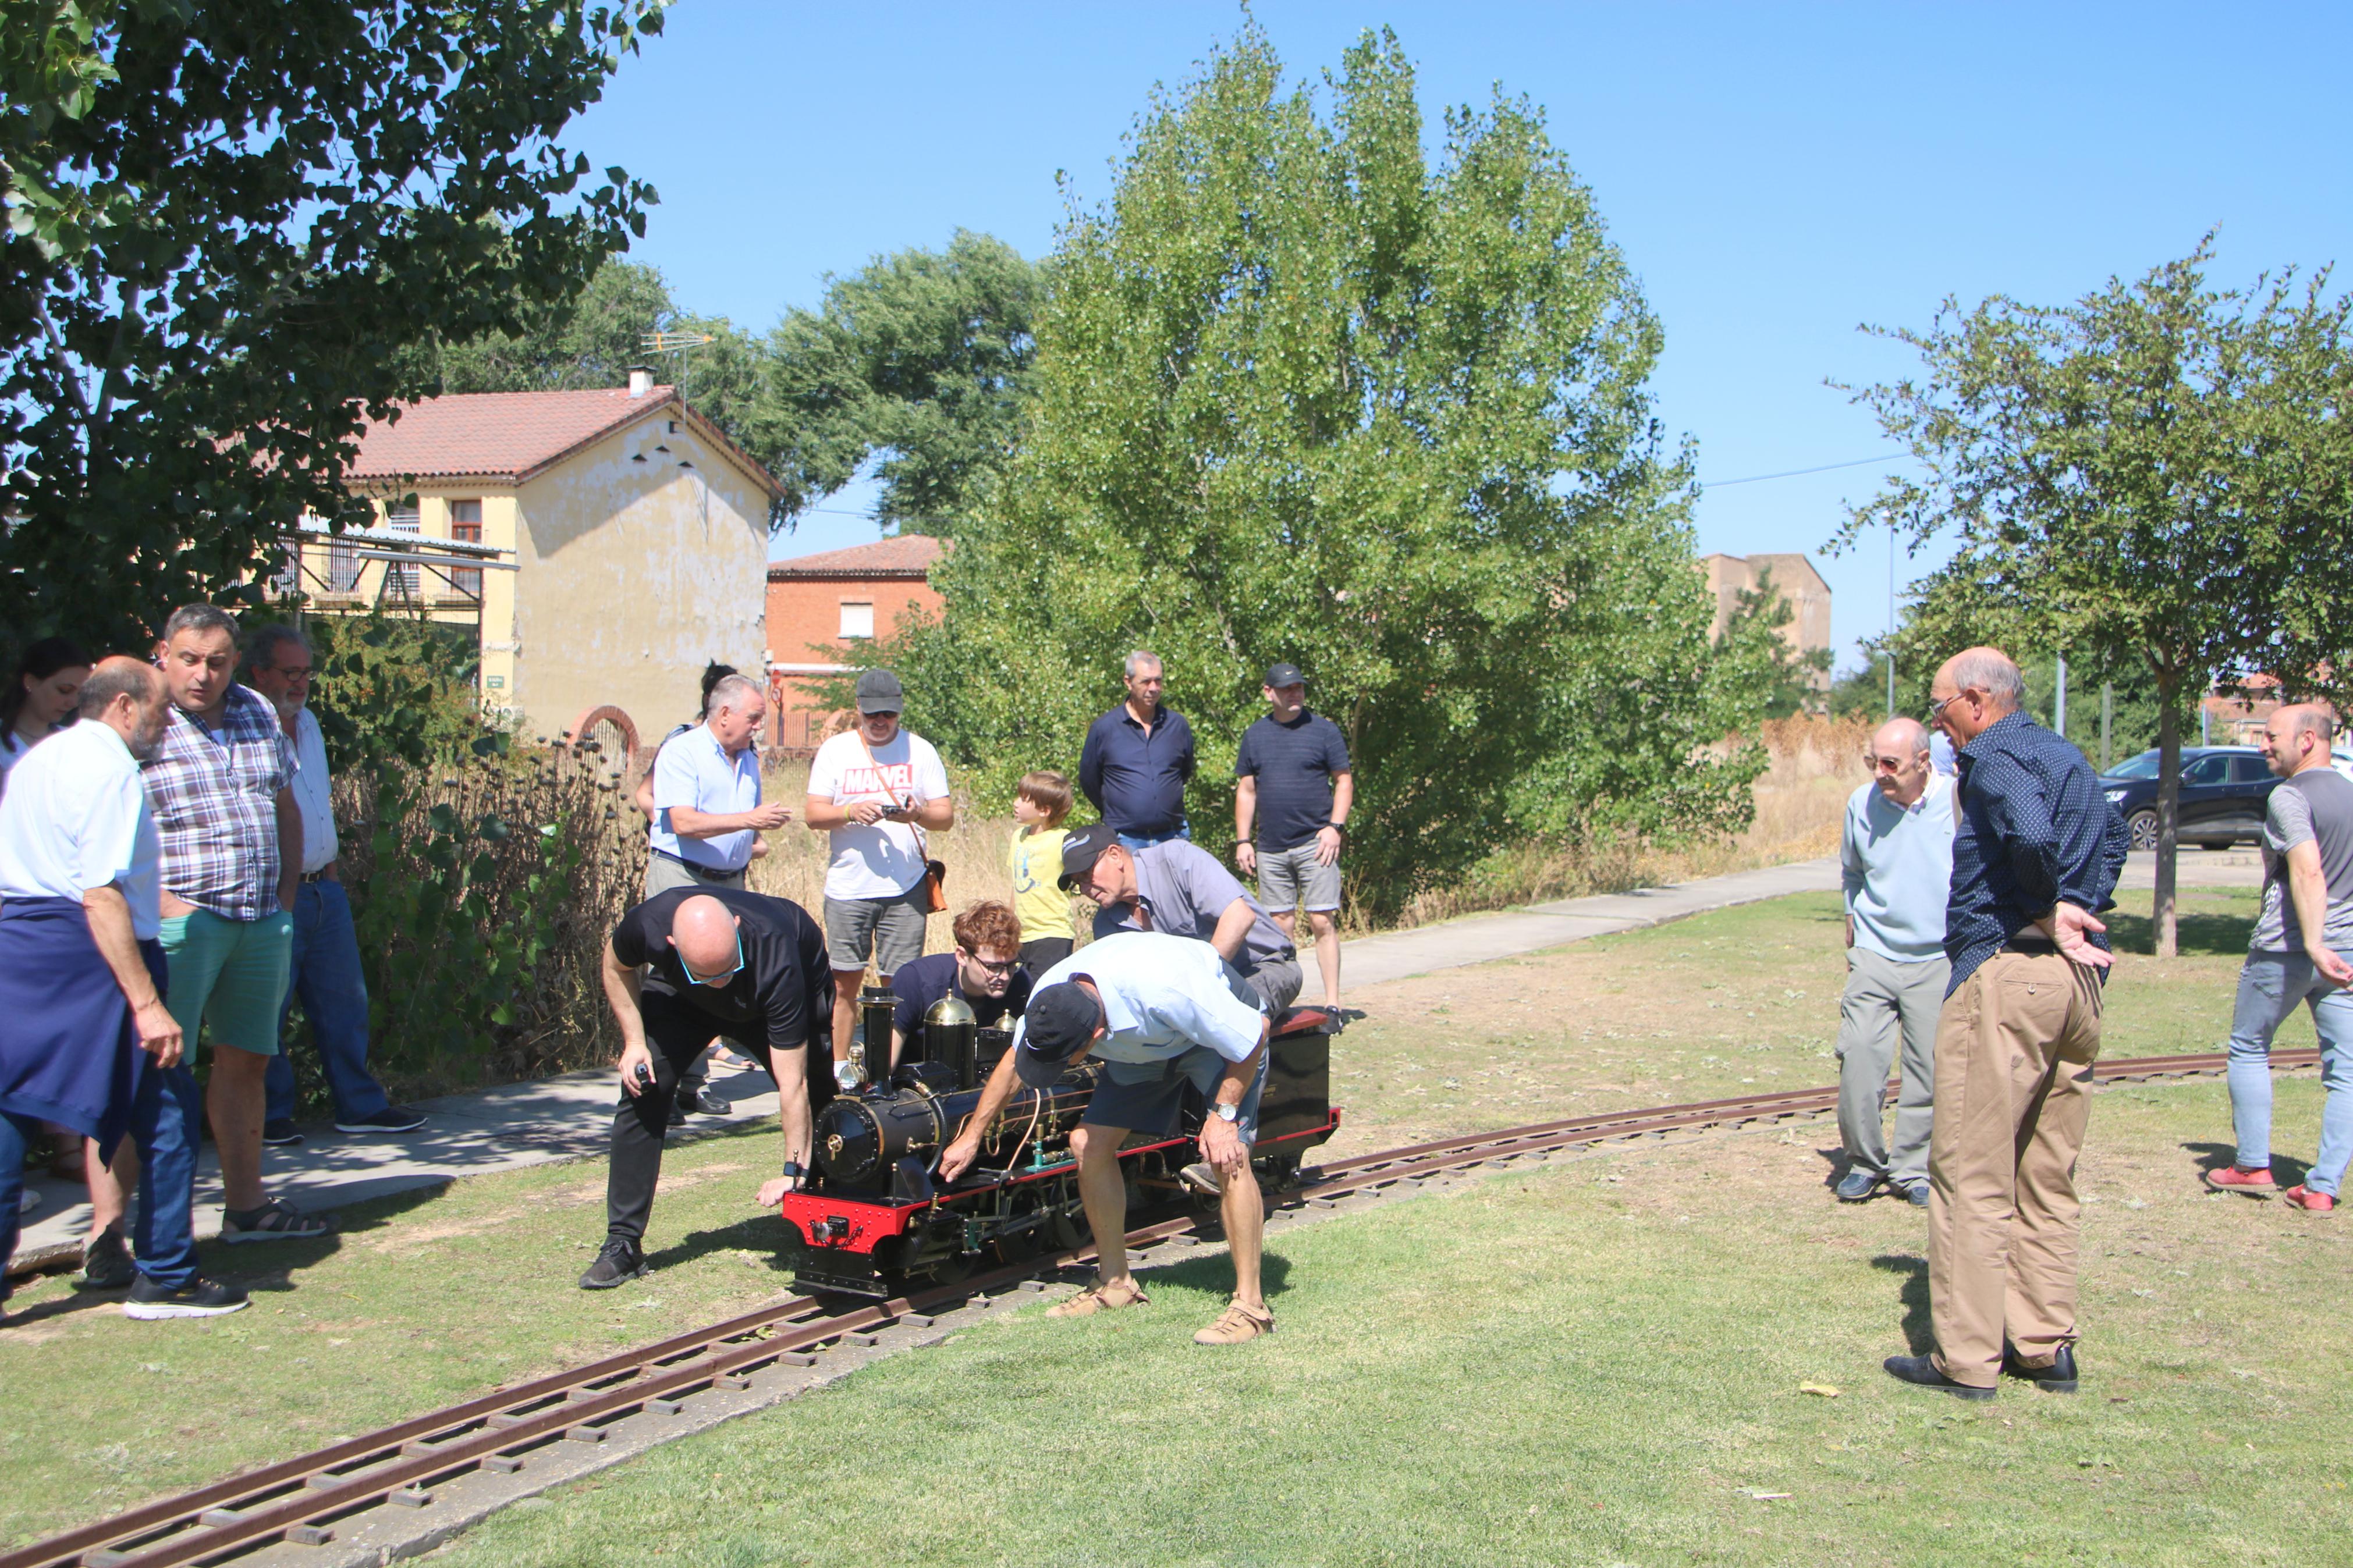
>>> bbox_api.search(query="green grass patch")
[437,1076,2351,1568]
[0,884,2318,1555]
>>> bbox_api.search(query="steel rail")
[2,1046,2305,1568]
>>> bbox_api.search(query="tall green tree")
[0,0,662,650]
[1837,237,2353,954]
[884,26,1765,915]
[752,229,1042,534]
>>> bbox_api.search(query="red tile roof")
[345,386,783,500]
[766,535,947,579]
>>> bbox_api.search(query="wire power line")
[1698,451,1911,489]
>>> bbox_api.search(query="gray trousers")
[1836,947,1947,1185]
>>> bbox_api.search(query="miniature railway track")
[4,1046,2311,1568]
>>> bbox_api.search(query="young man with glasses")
[1834,716,1957,1206]
[883,901,1031,1071]
[580,888,833,1288]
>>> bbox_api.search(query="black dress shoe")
[2003,1341,2079,1393]
[1883,1354,1996,1400]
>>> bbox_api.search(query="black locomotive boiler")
[775,985,1342,1296]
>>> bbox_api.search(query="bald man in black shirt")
[580,887,833,1288]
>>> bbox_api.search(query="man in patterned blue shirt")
[1884,647,2127,1402]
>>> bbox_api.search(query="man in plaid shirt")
[141,606,330,1242]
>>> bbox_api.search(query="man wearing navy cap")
[936,930,1275,1345]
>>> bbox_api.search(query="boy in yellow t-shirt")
[1008,769,1076,972]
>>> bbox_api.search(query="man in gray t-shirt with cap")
[2207,703,2353,1211]
[1058,820,1303,1016]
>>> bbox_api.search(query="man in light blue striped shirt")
[1836,717,1958,1204]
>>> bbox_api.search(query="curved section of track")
[2,1046,2308,1568]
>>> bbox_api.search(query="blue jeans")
[2227,950,2353,1194]
[1115,823,1191,851]
[266,880,391,1124]
[0,1061,201,1299]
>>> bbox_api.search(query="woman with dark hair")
[0,637,93,797]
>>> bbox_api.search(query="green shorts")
[160,907,294,1057]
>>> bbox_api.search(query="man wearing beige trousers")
[1884,648,2128,1402]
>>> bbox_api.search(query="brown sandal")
[1193,1300,1274,1345]
[1046,1278,1150,1318]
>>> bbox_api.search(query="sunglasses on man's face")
[1868,753,1910,772]
[682,930,745,987]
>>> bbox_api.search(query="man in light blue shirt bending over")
[1837,717,1958,1205]
[938,931,1275,1345]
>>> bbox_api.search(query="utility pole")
[1884,520,1897,720]
[2101,682,2113,771]
[2054,652,2068,739]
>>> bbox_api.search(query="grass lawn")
[0,882,2321,1555]
[435,1075,2352,1568]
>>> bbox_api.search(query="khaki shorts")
[823,887,928,977]
[1257,841,1341,913]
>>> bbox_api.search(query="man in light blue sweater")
[1837,717,1958,1204]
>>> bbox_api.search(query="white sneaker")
[1179,1161,1222,1196]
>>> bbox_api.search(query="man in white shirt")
[937,931,1277,1346]
[244,627,423,1146]
[803,669,953,1079]
[0,659,247,1319]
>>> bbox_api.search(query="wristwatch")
[1212,1103,1240,1123]
[780,1160,805,1186]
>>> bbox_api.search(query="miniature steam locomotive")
[775,984,1342,1297]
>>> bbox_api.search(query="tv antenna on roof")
[640,330,716,400]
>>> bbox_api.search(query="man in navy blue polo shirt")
[1078,650,1195,847]
[1234,663,1353,1011]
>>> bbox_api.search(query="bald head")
[1867,716,1935,805]
[669,895,742,980]
[2261,702,2338,779]
[1930,646,2022,748]
[79,656,168,760]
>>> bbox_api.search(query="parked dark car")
[2098,746,2278,851]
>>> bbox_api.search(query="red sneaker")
[2204,1165,2276,1195]
[2283,1185,2336,1213]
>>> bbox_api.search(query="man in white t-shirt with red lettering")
[804,670,954,1082]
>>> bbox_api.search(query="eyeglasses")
[682,930,745,987]
[1867,754,1907,772]
[962,950,1018,976]
[1928,693,1964,723]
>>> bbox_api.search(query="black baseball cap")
[1057,822,1119,891]
[855,669,903,714]
[1264,663,1305,689]
[1016,982,1103,1086]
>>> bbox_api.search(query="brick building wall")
[764,535,946,749]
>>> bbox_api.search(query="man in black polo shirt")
[1078,650,1196,846]
[1234,663,1353,1010]
[886,900,1032,1069]
[580,888,833,1288]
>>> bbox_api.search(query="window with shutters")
[449,499,482,596]
[839,601,875,639]
[383,501,420,598]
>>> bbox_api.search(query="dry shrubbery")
[1383,714,1872,932]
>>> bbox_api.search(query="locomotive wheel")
[992,1190,1048,1263]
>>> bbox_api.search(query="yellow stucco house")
[280,372,784,753]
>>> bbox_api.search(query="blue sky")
[571,2,2351,675]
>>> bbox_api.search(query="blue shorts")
[1083,1046,1268,1148]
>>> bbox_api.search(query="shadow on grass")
[1136,1249,1293,1302]
[1871,1253,1930,1352]
[645,1213,796,1276]
[2181,1139,2308,1189]
[2104,910,2255,957]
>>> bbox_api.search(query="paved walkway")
[4,847,2253,1275]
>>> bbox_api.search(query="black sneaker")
[220,1196,335,1243]
[579,1238,648,1290]
[678,1087,729,1117]
[123,1274,250,1320]
[76,1225,134,1291]
[261,1119,305,1148]
[1883,1353,1996,1401]
[2003,1341,2080,1393]
[335,1105,427,1135]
